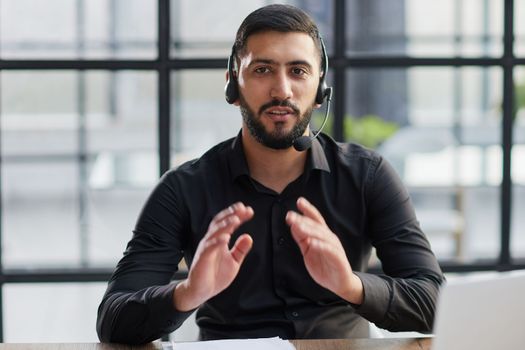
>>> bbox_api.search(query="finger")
[289,226,310,256]
[203,233,231,249]
[233,203,255,222]
[287,212,317,256]
[287,213,337,258]
[212,202,241,223]
[208,214,241,238]
[296,197,326,225]
[207,203,254,238]
[193,233,231,261]
[230,234,253,264]
[222,202,254,221]
[286,211,325,241]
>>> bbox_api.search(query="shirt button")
[291,311,299,318]
[278,237,285,245]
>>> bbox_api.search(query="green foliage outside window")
[516,80,525,116]
[344,115,399,149]
[312,113,399,149]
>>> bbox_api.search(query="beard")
[239,93,314,150]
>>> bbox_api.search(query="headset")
[224,36,333,151]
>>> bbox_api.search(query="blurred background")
[0,0,524,342]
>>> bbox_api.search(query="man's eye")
[292,68,306,75]
[255,67,270,74]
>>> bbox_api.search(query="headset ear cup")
[316,81,328,104]
[225,79,239,104]
[315,37,330,105]
[225,47,239,104]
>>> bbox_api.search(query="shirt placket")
[270,196,303,331]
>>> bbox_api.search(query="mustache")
[258,99,300,116]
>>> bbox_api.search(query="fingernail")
[230,202,241,212]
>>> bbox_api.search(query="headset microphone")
[292,87,332,152]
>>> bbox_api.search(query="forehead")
[241,31,320,67]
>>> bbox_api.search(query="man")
[97,4,444,344]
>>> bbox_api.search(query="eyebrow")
[248,58,313,69]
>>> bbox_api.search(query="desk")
[0,338,432,350]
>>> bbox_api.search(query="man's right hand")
[173,202,254,312]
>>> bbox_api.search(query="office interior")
[0,0,524,343]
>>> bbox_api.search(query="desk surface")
[0,338,432,350]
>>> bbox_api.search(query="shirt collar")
[227,131,331,182]
[228,130,251,181]
[308,136,331,173]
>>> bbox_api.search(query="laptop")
[432,270,525,350]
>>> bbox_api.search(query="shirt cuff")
[142,281,196,334]
[351,272,392,324]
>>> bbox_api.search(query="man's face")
[235,31,321,149]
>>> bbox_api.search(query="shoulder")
[318,133,382,168]
[160,137,236,185]
[316,134,398,192]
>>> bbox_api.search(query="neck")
[242,128,308,194]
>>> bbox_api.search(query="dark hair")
[234,4,322,60]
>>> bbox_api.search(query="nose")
[270,70,292,101]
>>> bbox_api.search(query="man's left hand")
[286,197,364,305]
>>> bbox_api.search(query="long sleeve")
[96,172,194,344]
[353,156,444,332]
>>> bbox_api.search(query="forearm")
[362,156,445,332]
[352,271,443,332]
[97,283,194,344]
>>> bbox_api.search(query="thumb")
[230,234,253,264]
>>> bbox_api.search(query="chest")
[183,174,368,266]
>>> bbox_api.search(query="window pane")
[2,162,80,267]
[0,0,156,59]
[345,67,503,262]
[1,71,80,267]
[4,283,106,342]
[1,70,157,268]
[346,0,503,57]
[171,0,334,58]
[512,66,525,258]
[86,71,157,267]
[171,70,240,163]
[1,71,78,155]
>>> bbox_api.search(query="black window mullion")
[158,0,171,176]
[332,0,346,141]
[500,0,514,268]
[0,64,4,342]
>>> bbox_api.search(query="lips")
[264,107,296,121]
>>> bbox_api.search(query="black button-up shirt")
[97,132,444,344]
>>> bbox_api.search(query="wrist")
[173,280,200,312]
[343,273,364,305]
